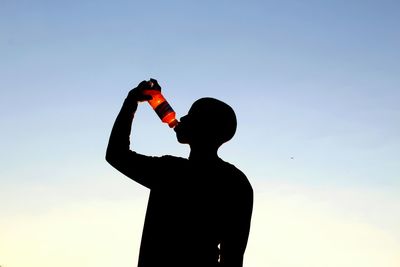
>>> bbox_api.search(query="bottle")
[143,79,179,128]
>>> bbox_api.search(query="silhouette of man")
[106,79,253,267]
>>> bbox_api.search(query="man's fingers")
[149,78,161,91]
[137,80,150,90]
[140,95,153,101]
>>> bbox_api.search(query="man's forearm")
[105,98,138,162]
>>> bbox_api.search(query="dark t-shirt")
[113,152,253,267]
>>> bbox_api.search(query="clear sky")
[1,1,400,266]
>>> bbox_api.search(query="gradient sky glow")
[1,1,400,267]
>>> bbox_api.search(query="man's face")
[174,102,207,145]
[174,113,194,144]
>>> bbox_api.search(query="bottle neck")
[168,119,179,128]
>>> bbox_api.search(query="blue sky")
[1,1,400,266]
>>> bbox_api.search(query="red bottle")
[144,79,178,128]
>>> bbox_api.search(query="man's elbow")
[105,153,113,164]
[105,149,119,166]
[105,147,130,168]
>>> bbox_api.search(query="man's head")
[174,97,237,148]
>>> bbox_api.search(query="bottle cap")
[168,119,179,128]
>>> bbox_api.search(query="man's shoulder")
[219,160,253,193]
[157,155,189,168]
[160,155,188,162]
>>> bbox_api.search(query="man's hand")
[126,80,154,103]
[147,78,162,91]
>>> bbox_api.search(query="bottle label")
[154,101,174,119]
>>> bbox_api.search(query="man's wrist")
[122,97,139,113]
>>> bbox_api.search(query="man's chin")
[176,135,189,144]
[177,139,189,144]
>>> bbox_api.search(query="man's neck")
[189,145,219,162]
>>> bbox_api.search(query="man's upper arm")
[220,174,253,267]
[107,150,173,189]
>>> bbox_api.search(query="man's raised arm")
[105,80,158,188]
